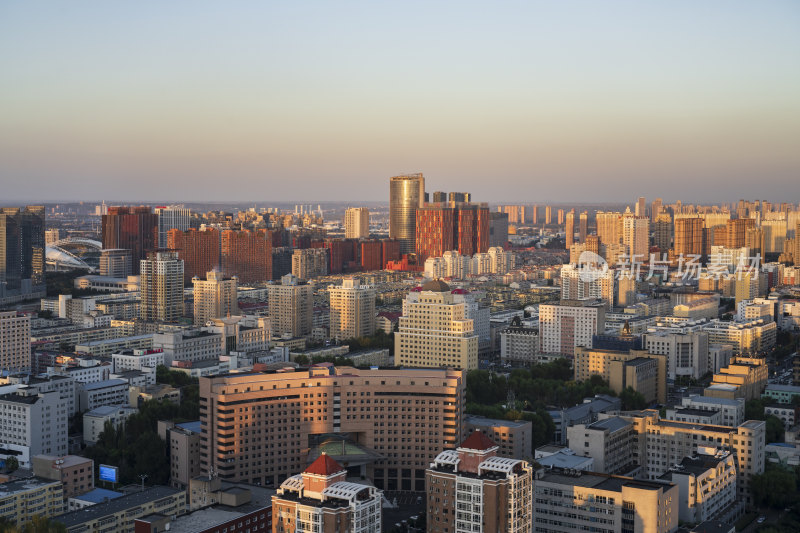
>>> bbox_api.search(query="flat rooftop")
[55,486,184,527]
[538,469,670,493]
[0,476,61,496]
[465,415,530,428]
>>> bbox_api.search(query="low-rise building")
[79,378,129,411]
[705,357,768,401]
[533,468,679,533]
[32,455,94,500]
[574,347,667,403]
[664,407,722,425]
[66,488,123,511]
[549,394,622,445]
[658,450,737,525]
[0,477,64,526]
[83,405,138,445]
[763,403,797,430]
[129,383,180,407]
[55,486,185,533]
[158,420,203,488]
[500,317,540,366]
[762,384,800,404]
[567,417,637,475]
[463,415,532,460]
[111,348,165,373]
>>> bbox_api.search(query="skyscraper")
[0,311,31,371]
[622,211,650,259]
[221,229,271,283]
[565,210,575,248]
[432,191,447,202]
[545,205,552,225]
[395,279,478,369]
[101,206,158,274]
[726,218,755,249]
[579,211,588,244]
[636,196,647,218]
[328,277,376,341]
[674,216,704,259]
[652,213,673,253]
[415,203,489,262]
[596,211,623,246]
[0,206,45,305]
[651,198,663,222]
[192,271,239,325]
[558,208,566,226]
[343,207,369,239]
[139,251,184,322]
[154,205,191,248]
[389,173,425,255]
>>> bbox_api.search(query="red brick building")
[168,228,221,284]
[221,229,272,284]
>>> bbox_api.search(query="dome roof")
[421,279,451,292]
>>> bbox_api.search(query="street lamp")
[138,474,148,492]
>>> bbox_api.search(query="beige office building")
[199,365,465,492]
[622,211,650,259]
[192,271,239,325]
[533,468,679,533]
[574,347,667,404]
[394,280,478,370]
[0,311,30,371]
[268,273,313,338]
[328,277,376,341]
[344,207,370,239]
[139,251,184,322]
[705,356,768,400]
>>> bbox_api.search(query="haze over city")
[2,1,799,203]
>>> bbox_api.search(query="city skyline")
[2,1,799,203]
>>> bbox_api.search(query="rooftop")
[587,417,631,433]
[0,477,61,496]
[71,488,124,504]
[465,415,530,428]
[175,421,203,434]
[304,454,346,477]
[538,469,671,493]
[55,486,184,527]
[459,431,498,451]
[82,378,128,391]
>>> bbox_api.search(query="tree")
[751,465,800,508]
[766,415,785,444]
[4,457,19,473]
[619,387,647,411]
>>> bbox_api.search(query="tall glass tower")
[389,173,425,255]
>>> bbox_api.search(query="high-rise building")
[652,213,672,252]
[192,271,239,325]
[101,206,158,274]
[557,208,565,226]
[426,432,533,533]
[539,299,605,357]
[328,277,376,341]
[291,248,328,280]
[99,249,132,278]
[168,228,221,284]
[622,211,650,259]
[532,205,539,224]
[449,191,471,203]
[267,273,313,338]
[381,239,401,267]
[272,455,382,533]
[726,218,755,249]
[199,366,465,490]
[44,228,60,245]
[596,211,622,246]
[155,205,191,248]
[360,240,383,271]
[389,173,425,255]
[545,205,552,225]
[344,207,370,239]
[0,311,31,372]
[415,203,489,262]
[395,280,478,369]
[221,229,271,283]
[0,389,68,467]
[674,216,704,259]
[139,251,184,322]
[579,211,588,244]
[0,206,46,305]
[488,212,509,247]
[560,264,615,305]
[650,197,663,222]
[565,210,575,248]
[432,191,447,203]
[635,196,647,218]
[762,216,788,254]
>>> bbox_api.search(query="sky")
[1,1,799,204]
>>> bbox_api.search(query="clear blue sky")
[1,1,798,203]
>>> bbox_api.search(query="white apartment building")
[79,378,129,412]
[622,211,650,260]
[659,450,737,524]
[0,311,31,371]
[192,271,239,325]
[112,349,166,373]
[676,396,745,427]
[644,330,709,380]
[703,319,777,355]
[560,264,616,307]
[49,360,111,384]
[328,277,376,341]
[83,405,138,445]
[539,299,605,356]
[0,390,68,468]
[344,207,370,239]
[152,330,223,364]
[395,280,478,370]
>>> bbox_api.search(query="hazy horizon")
[2,1,799,203]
